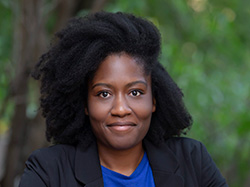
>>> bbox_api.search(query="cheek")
[130,98,154,121]
[87,101,107,137]
[87,97,111,123]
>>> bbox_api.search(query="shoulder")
[165,137,211,166]
[167,137,203,147]
[166,137,205,153]
[31,144,76,156]
[165,137,228,186]
[27,144,76,164]
[25,144,76,177]
[20,144,77,186]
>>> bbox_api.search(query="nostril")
[111,98,131,117]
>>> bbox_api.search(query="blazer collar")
[74,139,184,187]
[143,139,184,186]
[75,142,104,186]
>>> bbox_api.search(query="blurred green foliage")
[0,0,249,186]
[104,1,250,186]
[0,0,14,133]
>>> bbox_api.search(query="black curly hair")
[32,11,192,147]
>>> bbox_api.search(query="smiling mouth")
[107,122,136,132]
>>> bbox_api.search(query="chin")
[108,139,142,151]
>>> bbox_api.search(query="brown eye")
[130,90,142,97]
[98,91,110,98]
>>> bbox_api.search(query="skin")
[86,53,156,176]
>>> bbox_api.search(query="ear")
[152,97,156,113]
[85,107,89,115]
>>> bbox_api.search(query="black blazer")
[19,138,228,187]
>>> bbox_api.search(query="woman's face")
[86,53,155,151]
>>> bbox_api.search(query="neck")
[97,142,144,176]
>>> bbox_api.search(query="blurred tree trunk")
[0,1,47,186]
[0,0,107,186]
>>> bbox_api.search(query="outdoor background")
[0,0,249,186]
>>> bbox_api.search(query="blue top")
[19,138,228,187]
[101,152,155,187]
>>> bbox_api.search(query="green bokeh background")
[0,0,249,186]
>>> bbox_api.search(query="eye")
[97,91,111,98]
[129,90,142,97]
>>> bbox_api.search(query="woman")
[19,12,227,186]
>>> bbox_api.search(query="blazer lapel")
[75,142,104,187]
[144,139,184,187]
[74,139,184,187]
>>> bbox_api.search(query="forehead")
[90,53,148,83]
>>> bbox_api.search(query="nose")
[111,94,131,117]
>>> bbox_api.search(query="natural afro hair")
[32,11,192,146]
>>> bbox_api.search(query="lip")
[106,122,136,132]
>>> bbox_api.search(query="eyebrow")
[126,80,148,88]
[91,80,148,89]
